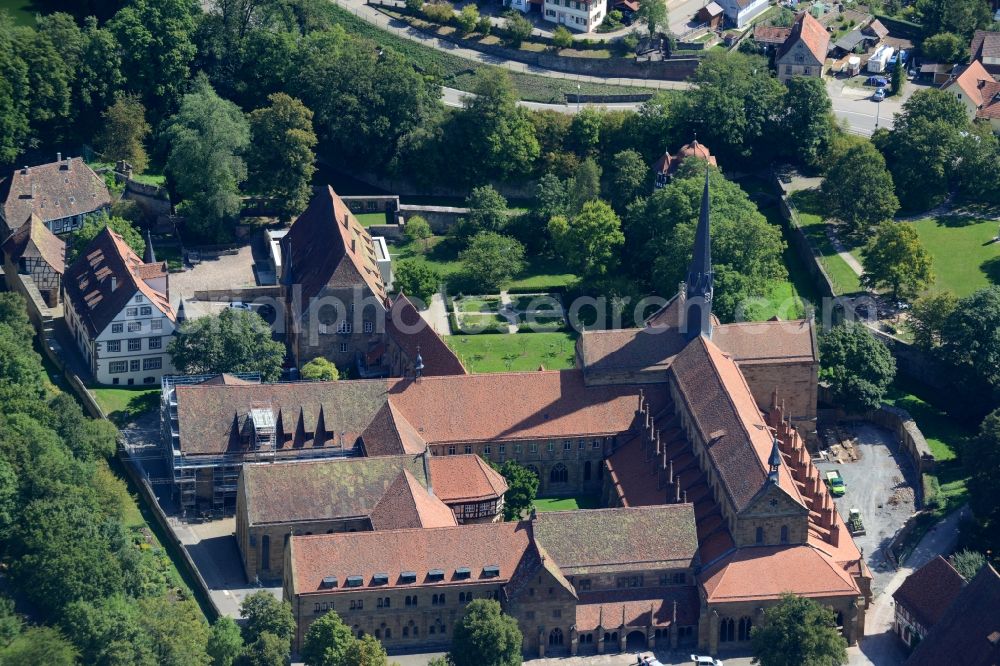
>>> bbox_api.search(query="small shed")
[696,1,725,28]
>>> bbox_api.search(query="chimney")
[110,276,117,291]
[57,152,62,163]
[343,212,349,228]
[351,237,356,253]
[21,166,28,175]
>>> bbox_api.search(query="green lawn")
[457,296,501,313]
[534,495,601,512]
[89,386,160,426]
[788,190,864,295]
[0,0,39,25]
[907,217,998,297]
[445,331,576,372]
[355,212,388,227]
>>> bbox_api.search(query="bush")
[476,15,492,35]
[552,26,574,48]
[504,10,533,46]
[405,0,423,11]
[423,1,454,24]
[622,30,640,51]
[456,4,480,35]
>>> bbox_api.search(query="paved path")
[498,290,519,333]
[422,290,452,335]
[857,506,970,665]
[441,85,685,112]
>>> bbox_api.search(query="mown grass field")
[788,190,864,295]
[534,495,601,512]
[907,216,998,297]
[445,331,576,372]
[89,386,160,426]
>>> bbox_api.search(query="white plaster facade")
[542,0,606,32]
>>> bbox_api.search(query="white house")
[716,0,768,28]
[943,60,1000,132]
[542,0,606,32]
[63,227,177,385]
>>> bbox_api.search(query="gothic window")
[719,617,735,642]
[550,463,568,483]
[755,526,764,544]
[549,628,564,646]
[780,525,789,543]
[738,616,753,641]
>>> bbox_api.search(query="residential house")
[970,30,1000,80]
[1,213,65,307]
[0,155,111,236]
[776,11,830,82]
[753,25,792,52]
[235,452,507,582]
[542,0,607,32]
[906,563,1000,666]
[942,60,1000,131]
[892,556,966,649]
[63,227,175,386]
[715,0,768,29]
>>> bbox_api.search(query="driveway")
[168,245,259,308]
[825,76,928,136]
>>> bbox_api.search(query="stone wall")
[123,179,172,218]
[398,205,469,233]
[867,328,947,392]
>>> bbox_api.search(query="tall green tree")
[490,460,539,521]
[207,616,244,666]
[819,322,896,413]
[393,259,441,304]
[73,18,125,142]
[168,308,286,381]
[301,611,356,666]
[464,185,509,235]
[821,141,899,235]
[300,357,340,381]
[0,626,79,666]
[548,200,624,278]
[965,409,1000,545]
[96,94,151,173]
[609,149,650,212]
[109,0,198,116]
[907,291,957,350]
[567,157,602,214]
[243,632,288,666]
[344,634,389,666]
[750,594,848,666]
[916,0,991,39]
[69,213,145,263]
[449,599,522,666]
[954,123,1000,205]
[921,32,967,63]
[404,216,433,251]
[165,76,250,241]
[240,591,296,650]
[138,594,211,666]
[860,222,934,302]
[781,77,834,168]
[938,286,1000,415]
[0,14,31,163]
[636,0,667,35]
[459,232,525,292]
[247,93,317,221]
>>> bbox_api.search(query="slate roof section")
[907,563,1000,666]
[63,227,173,337]
[1,213,66,273]
[699,545,860,603]
[970,30,1000,64]
[241,454,428,525]
[174,379,388,456]
[778,11,830,63]
[669,336,803,513]
[386,370,653,445]
[290,521,533,593]
[1,157,111,230]
[386,293,466,377]
[892,555,966,630]
[577,327,688,374]
[575,586,700,629]
[367,470,458,530]
[531,506,699,574]
[280,186,387,312]
[428,455,508,504]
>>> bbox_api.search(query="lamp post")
[875,97,881,129]
[577,83,581,113]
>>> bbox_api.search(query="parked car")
[872,88,886,102]
[866,75,888,87]
[825,470,846,497]
[637,654,666,666]
[692,656,725,666]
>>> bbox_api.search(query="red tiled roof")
[1,157,111,228]
[699,545,860,603]
[360,401,427,456]
[386,293,466,377]
[893,556,966,630]
[970,30,1000,62]
[290,521,533,593]
[196,373,258,386]
[575,586,700,630]
[778,11,830,64]
[1,213,65,273]
[755,25,792,45]
[428,455,508,504]
[945,60,1000,110]
[578,327,688,374]
[368,470,458,530]
[281,186,387,312]
[712,319,818,365]
[63,227,174,337]
[386,370,656,445]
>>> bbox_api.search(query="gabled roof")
[62,227,173,337]
[368,469,458,530]
[1,213,65,273]
[893,555,966,629]
[290,521,534,594]
[712,319,818,365]
[944,60,1000,110]
[778,11,830,64]
[863,18,888,40]
[241,454,428,525]
[386,293,466,377]
[701,1,724,16]
[428,455,508,504]
[970,30,1000,62]
[907,563,1000,666]
[575,586,700,630]
[531,506,699,574]
[669,336,804,513]
[360,401,427,456]
[755,25,793,45]
[281,186,387,312]
[1,157,111,228]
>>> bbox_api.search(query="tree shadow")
[934,214,982,228]
[982,256,1000,286]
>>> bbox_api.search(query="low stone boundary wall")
[398,204,469,232]
[192,286,283,302]
[342,195,400,213]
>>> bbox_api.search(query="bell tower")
[683,169,714,340]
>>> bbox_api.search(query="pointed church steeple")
[683,168,714,340]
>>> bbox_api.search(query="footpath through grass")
[788,190,863,295]
[535,495,601,511]
[445,331,576,372]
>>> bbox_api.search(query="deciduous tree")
[860,221,933,302]
[69,213,145,263]
[207,616,244,666]
[609,149,649,212]
[490,460,539,521]
[938,286,1000,415]
[97,94,151,173]
[168,308,285,381]
[240,592,296,650]
[750,594,848,666]
[393,259,441,305]
[404,215,433,251]
[449,599,522,666]
[548,200,624,278]
[301,611,355,666]
[0,627,78,666]
[821,141,899,235]
[782,76,834,168]
[636,0,667,35]
[965,409,1000,540]
[567,157,602,214]
[464,185,509,235]
[819,322,896,413]
[300,357,340,381]
[459,232,525,292]
[247,93,317,221]
[907,291,957,350]
[921,32,967,63]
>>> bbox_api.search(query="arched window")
[549,628,564,646]
[719,618,735,642]
[584,460,592,481]
[755,526,764,544]
[780,525,789,543]
[550,463,568,484]
[738,616,753,641]
[385,628,391,639]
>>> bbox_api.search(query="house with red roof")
[942,59,1000,131]
[0,155,111,237]
[776,12,830,83]
[892,555,966,648]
